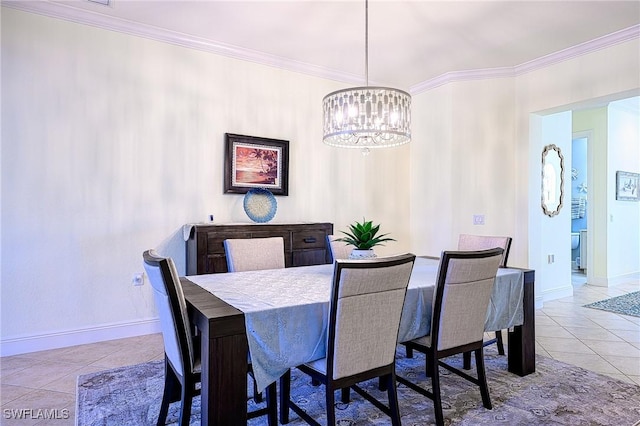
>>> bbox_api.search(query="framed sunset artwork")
[224,133,289,195]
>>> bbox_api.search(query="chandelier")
[322,0,411,153]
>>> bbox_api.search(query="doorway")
[571,135,588,287]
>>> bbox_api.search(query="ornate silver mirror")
[541,144,564,217]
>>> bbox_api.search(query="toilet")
[571,232,580,250]
[572,232,581,270]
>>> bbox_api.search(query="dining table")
[181,256,535,426]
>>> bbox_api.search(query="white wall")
[607,99,640,282]
[573,107,610,285]
[410,79,517,259]
[535,111,573,301]
[0,9,410,355]
[409,84,455,257]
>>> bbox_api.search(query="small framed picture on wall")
[224,133,289,196]
[615,171,639,201]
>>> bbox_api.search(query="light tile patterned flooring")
[535,272,640,386]
[1,273,639,425]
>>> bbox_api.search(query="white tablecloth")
[187,257,524,391]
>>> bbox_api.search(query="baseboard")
[541,284,573,303]
[588,271,640,287]
[0,318,161,357]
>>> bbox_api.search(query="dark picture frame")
[224,133,289,195]
[615,171,639,201]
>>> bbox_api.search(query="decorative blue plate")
[243,188,277,223]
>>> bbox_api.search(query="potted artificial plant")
[336,218,395,259]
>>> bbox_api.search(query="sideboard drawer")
[292,230,327,249]
[292,249,327,267]
[206,231,252,254]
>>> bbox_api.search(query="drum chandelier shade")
[322,87,411,149]
[322,0,412,152]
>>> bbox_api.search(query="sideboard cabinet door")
[185,223,333,275]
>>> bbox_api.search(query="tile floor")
[1,273,639,425]
[535,271,640,386]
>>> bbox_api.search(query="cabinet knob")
[303,237,317,243]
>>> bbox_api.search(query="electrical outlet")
[132,273,144,286]
[473,215,485,225]
[547,254,555,264]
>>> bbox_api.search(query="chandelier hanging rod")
[365,0,368,86]
[321,0,412,152]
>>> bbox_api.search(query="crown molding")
[514,24,640,76]
[410,67,516,93]
[411,25,639,94]
[4,1,638,95]
[2,0,364,85]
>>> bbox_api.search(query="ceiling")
[7,0,640,91]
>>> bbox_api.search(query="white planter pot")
[349,249,377,259]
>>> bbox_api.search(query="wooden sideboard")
[185,222,334,275]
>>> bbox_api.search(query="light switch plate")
[473,215,485,225]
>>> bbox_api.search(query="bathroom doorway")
[571,135,588,287]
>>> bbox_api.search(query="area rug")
[583,291,640,318]
[77,347,640,426]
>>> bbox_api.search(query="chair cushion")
[410,334,432,349]
[304,357,328,375]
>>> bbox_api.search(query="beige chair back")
[458,234,512,267]
[327,254,416,380]
[432,249,503,351]
[224,237,285,272]
[326,234,352,261]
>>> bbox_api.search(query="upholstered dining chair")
[223,236,286,403]
[457,234,512,268]
[223,236,286,272]
[326,234,352,261]
[143,249,277,426]
[457,234,512,366]
[280,253,416,426]
[397,248,504,426]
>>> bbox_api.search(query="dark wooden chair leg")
[158,358,180,426]
[326,386,336,426]
[463,351,472,369]
[179,386,192,426]
[386,374,401,426]
[496,330,505,355]
[341,387,350,403]
[425,353,435,377]
[265,381,278,426]
[475,349,492,409]
[253,377,263,403]
[279,370,291,424]
[430,361,444,426]
[378,376,388,391]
